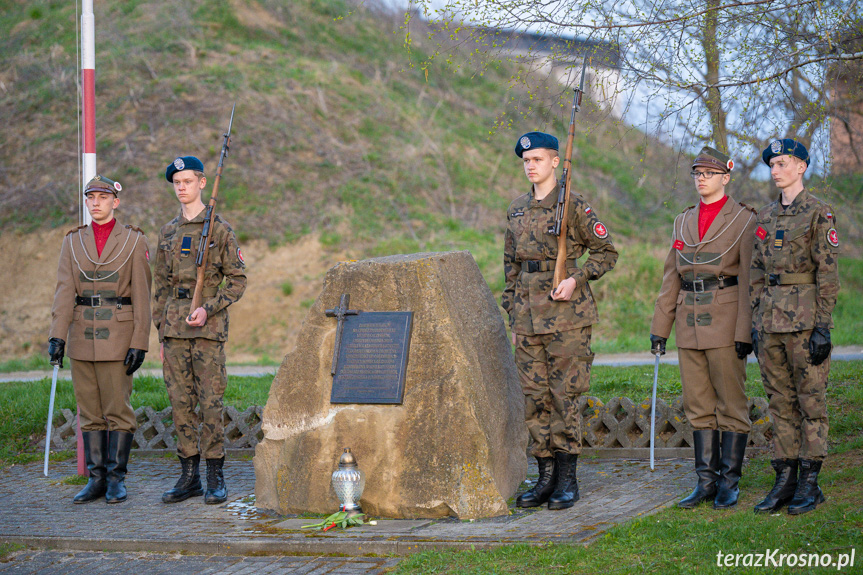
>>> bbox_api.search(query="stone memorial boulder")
[254,251,527,519]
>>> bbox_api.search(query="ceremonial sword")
[43,360,60,476]
[649,350,661,471]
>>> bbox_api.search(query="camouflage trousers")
[757,330,829,461]
[163,337,227,459]
[70,359,136,433]
[515,327,593,458]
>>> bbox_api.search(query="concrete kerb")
[0,536,520,556]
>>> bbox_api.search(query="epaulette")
[739,202,757,213]
[125,224,145,233]
[682,204,696,214]
[65,225,87,236]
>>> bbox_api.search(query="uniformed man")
[650,147,757,509]
[49,175,151,504]
[503,132,618,510]
[153,156,246,505]
[750,139,838,515]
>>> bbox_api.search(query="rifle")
[549,56,588,289]
[190,104,235,317]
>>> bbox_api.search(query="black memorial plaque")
[331,311,413,404]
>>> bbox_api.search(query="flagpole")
[76,0,97,476]
[81,0,96,226]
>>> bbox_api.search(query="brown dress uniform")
[50,220,152,433]
[651,197,756,434]
[152,210,247,460]
[502,185,618,458]
[751,189,838,461]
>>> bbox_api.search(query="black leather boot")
[73,430,108,504]
[714,431,748,509]
[754,459,798,513]
[204,457,227,504]
[105,431,134,503]
[516,457,556,508]
[161,454,203,504]
[547,452,579,510]
[678,429,720,508]
[787,459,826,515]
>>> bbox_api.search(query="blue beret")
[762,138,810,167]
[515,132,559,158]
[165,156,205,183]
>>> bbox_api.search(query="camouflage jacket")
[651,196,756,350]
[750,189,839,333]
[50,220,152,361]
[152,210,247,342]
[502,185,618,335]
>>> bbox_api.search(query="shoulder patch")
[65,224,87,236]
[827,228,839,248]
[593,221,609,239]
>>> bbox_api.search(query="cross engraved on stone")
[325,293,360,376]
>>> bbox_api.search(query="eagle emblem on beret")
[770,140,782,154]
[520,136,531,149]
[173,158,185,170]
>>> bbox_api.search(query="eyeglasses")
[690,171,725,180]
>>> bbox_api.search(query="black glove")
[124,348,146,376]
[48,338,65,368]
[650,334,667,356]
[808,327,832,366]
[735,341,753,359]
[751,328,759,358]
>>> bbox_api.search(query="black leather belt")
[680,276,738,293]
[75,295,132,308]
[174,287,192,299]
[521,260,556,273]
[767,273,816,286]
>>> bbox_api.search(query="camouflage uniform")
[750,189,839,460]
[152,211,246,459]
[502,185,618,457]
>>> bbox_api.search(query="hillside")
[0,0,860,362]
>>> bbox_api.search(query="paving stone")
[0,455,692,567]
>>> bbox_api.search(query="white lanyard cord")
[69,230,141,282]
[674,211,754,266]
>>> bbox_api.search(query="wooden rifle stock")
[552,58,587,289]
[189,104,235,317]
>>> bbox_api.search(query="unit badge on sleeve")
[593,221,608,239]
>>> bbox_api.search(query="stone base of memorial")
[254,251,527,519]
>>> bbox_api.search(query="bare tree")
[403,0,863,176]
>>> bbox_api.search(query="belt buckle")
[91,293,101,308]
[692,279,704,293]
